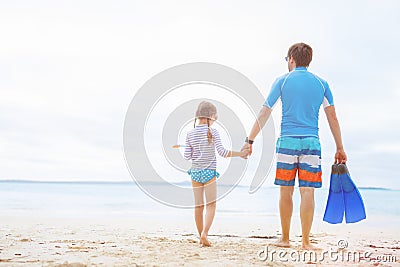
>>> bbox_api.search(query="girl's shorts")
[187,169,220,184]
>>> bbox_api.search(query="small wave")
[358,187,394,191]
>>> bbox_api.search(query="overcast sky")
[0,1,399,189]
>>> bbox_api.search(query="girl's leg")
[201,177,217,247]
[191,180,205,239]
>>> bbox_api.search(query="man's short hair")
[287,43,313,67]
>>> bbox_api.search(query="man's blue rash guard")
[263,67,334,137]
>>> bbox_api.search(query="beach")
[1,0,399,265]
[1,216,399,266]
[0,181,399,266]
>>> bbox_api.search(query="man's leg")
[274,137,297,247]
[299,187,316,250]
[298,137,322,250]
[276,186,294,247]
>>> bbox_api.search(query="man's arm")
[324,106,347,164]
[241,106,272,157]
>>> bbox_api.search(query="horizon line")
[0,179,395,191]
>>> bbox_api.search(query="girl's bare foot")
[272,238,291,248]
[200,234,211,247]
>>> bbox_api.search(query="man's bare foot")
[272,238,291,248]
[302,243,320,250]
[200,234,211,247]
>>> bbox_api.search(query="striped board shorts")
[274,136,322,188]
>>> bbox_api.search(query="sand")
[0,214,399,266]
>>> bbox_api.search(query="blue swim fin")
[323,164,345,224]
[338,164,366,223]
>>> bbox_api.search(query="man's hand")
[239,148,250,158]
[240,143,252,159]
[334,148,347,164]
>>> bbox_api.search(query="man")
[242,43,347,250]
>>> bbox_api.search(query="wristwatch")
[245,137,254,145]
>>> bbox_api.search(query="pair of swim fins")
[323,164,366,224]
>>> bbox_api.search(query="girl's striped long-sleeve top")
[184,124,229,170]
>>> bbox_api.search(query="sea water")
[0,181,399,221]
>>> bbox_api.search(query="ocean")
[1,180,399,222]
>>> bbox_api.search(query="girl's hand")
[240,143,252,159]
[240,148,250,158]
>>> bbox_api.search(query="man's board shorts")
[188,169,220,184]
[274,136,322,188]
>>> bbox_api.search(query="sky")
[0,0,399,189]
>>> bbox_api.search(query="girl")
[184,101,248,247]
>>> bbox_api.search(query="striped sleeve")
[183,133,192,160]
[212,129,229,158]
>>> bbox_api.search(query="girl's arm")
[226,150,249,158]
[213,129,248,158]
[183,134,192,160]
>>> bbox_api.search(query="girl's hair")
[194,101,217,144]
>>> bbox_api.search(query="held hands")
[240,143,252,159]
[240,147,250,158]
[334,148,347,164]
